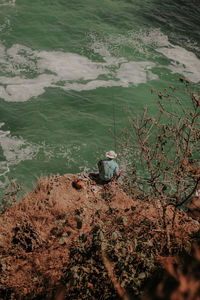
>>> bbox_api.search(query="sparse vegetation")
[0,181,22,213]
[118,78,200,252]
[119,78,200,205]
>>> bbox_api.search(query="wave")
[0,28,199,102]
[0,123,39,187]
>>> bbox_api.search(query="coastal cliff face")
[0,173,199,299]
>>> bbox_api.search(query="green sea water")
[0,0,200,192]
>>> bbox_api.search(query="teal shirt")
[99,159,119,181]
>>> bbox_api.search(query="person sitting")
[98,150,120,183]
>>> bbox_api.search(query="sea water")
[0,0,199,192]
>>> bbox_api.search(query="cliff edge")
[0,173,199,299]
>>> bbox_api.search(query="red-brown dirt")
[0,173,199,299]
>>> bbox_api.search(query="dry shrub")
[119,79,200,210]
[142,244,200,300]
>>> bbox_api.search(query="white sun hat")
[106,150,117,159]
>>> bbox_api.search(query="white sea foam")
[62,62,157,91]
[37,51,107,81]
[0,123,40,186]
[0,43,158,102]
[7,44,37,68]
[3,44,38,76]
[0,0,15,6]
[91,29,200,83]
[0,18,11,34]
[1,135,38,164]
[0,161,9,176]
[91,29,170,58]
[0,74,56,102]
[137,29,170,48]
[156,45,200,83]
[0,28,199,103]
[90,39,126,65]
[63,80,120,92]
[0,122,80,187]
[117,61,157,86]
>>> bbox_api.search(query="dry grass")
[0,173,199,299]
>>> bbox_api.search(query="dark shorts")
[89,173,111,184]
